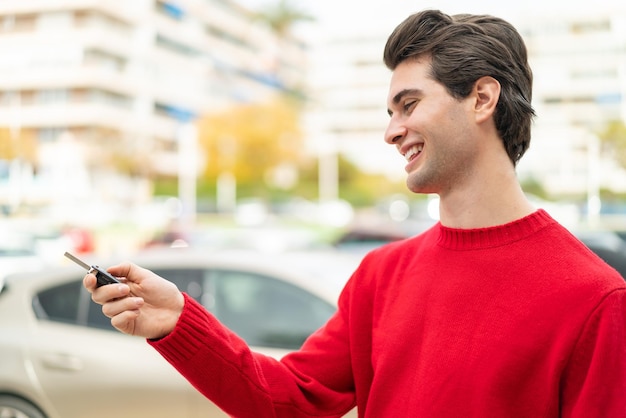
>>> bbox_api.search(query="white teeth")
[404,144,423,162]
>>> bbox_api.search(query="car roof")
[575,230,625,251]
[1,248,363,304]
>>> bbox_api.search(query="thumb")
[106,262,140,282]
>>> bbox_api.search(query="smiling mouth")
[404,144,424,162]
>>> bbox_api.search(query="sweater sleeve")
[561,288,626,418]
[148,293,356,418]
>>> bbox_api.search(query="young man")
[85,10,626,417]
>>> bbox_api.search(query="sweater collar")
[436,209,555,250]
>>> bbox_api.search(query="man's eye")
[404,100,417,112]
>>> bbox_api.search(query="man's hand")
[83,262,185,340]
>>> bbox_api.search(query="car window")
[85,289,116,330]
[33,267,337,350]
[152,268,204,300]
[33,278,116,331]
[154,267,336,350]
[34,280,82,324]
[210,270,336,350]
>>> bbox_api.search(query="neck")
[437,162,535,229]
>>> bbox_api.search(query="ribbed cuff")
[148,293,210,363]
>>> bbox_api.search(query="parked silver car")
[0,249,361,418]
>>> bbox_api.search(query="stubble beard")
[405,165,438,195]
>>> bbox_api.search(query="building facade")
[516,9,626,197]
[0,0,306,212]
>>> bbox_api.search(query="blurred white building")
[303,32,395,201]
[304,5,626,198]
[0,0,307,211]
[517,9,626,196]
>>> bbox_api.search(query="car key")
[64,252,120,287]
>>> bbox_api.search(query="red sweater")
[150,210,626,417]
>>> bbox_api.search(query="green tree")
[520,176,548,200]
[253,0,315,37]
[598,120,626,169]
[298,153,408,207]
[197,97,304,196]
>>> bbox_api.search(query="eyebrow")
[387,88,423,116]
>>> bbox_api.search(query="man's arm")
[149,294,356,418]
[561,288,626,418]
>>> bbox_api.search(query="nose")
[384,117,406,145]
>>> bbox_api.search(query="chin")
[406,178,432,195]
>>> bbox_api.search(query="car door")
[27,277,222,418]
[210,269,337,350]
[204,268,358,418]
[154,266,338,351]
[154,266,341,416]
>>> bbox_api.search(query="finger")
[107,262,146,285]
[83,273,97,292]
[91,282,131,305]
[101,296,144,318]
[111,309,141,335]
[106,262,133,279]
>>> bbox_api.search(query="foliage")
[164,96,409,207]
[520,176,549,200]
[0,127,38,163]
[298,153,408,207]
[102,142,145,177]
[153,177,178,196]
[155,137,407,208]
[253,0,315,37]
[597,120,626,169]
[196,97,304,195]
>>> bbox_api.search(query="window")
[84,49,126,72]
[36,12,72,32]
[36,89,68,104]
[156,1,186,20]
[1,15,15,32]
[33,278,115,331]
[37,128,64,143]
[151,268,205,300]
[33,280,82,324]
[153,267,337,349]
[211,270,336,349]
[85,289,115,330]
[31,266,337,349]
[156,34,201,57]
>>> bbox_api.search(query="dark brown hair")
[384,10,535,165]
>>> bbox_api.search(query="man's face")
[385,58,477,196]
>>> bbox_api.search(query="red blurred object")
[64,227,95,254]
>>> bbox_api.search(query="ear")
[473,76,500,124]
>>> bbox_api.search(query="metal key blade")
[64,252,91,271]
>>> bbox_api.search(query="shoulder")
[542,222,623,283]
[520,220,625,312]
